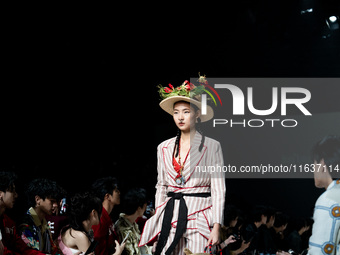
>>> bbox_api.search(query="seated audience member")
[242,205,268,254]
[224,214,250,255]
[301,218,313,252]
[308,135,340,254]
[285,218,308,254]
[92,176,124,255]
[0,171,44,255]
[222,205,240,233]
[271,212,289,252]
[220,205,246,255]
[46,186,69,241]
[258,207,276,254]
[58,192,107,254]
[19,178,61,255]
[115,188,153,255]
[135,201,155,235]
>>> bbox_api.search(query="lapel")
[183,132,207,182]
[162,138,177,181]
[162,132,207,183]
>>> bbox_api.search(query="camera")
[232,234,240,240]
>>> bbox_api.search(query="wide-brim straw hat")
[159,95,214,122]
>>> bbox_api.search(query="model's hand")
[206,223,220,246]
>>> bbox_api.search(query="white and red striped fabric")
[139,132,226,254]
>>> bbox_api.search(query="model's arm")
[210,142,226,225]
[207,142,226,246]
[155,144,168,208]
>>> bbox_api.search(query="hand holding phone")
[85,241,98,255]
[122,232,130,243]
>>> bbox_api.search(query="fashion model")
[139,77,226,255]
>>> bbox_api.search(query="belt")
[154,192,211,255]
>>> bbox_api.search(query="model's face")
[173,102,200,132]
[0,186,18,209]
[313,159,332,188]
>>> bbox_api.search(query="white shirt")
[308,180,340,255]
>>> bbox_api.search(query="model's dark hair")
[91,176,118,202]
[0,171,17,193]
[26,178,59,207]
[174,128,181,158]
[312,135,340,178]
[196,116,205,152]
[173,101,205,158]
[123,188,147,215]
[66,192,102,238]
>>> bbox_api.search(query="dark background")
[1,1,340,221]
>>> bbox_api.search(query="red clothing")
[45,215,69,240]
[0,213,44,255]
[92,207,119,255]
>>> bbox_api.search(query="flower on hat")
[157,74,221,107]
[158,79,204,100]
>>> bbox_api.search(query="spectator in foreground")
[285,218,308,253]
[57,192,102,254]
[115,188,153,255]
[91,176,124,255]
[242,205,268,254]
[258,207,277,254]
[0,171,44,255]
[18,178,61,255]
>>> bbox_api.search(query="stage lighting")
[326,15,339,30]
[300,8,313,14]
[329,16,337,22]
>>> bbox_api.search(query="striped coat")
[139,132,226,254]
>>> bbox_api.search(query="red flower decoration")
[183,80,195,91]
[164,87,172,93]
